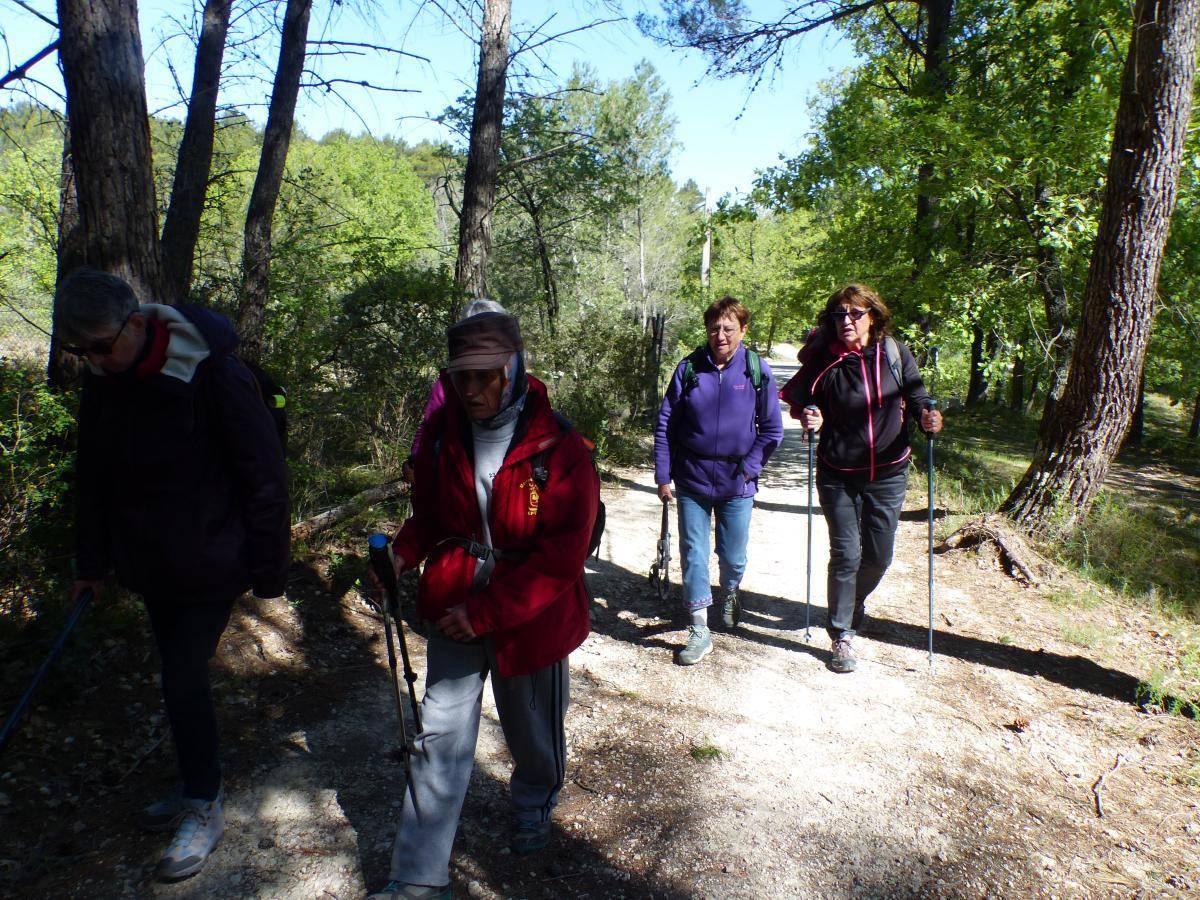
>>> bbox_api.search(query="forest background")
[1,0,1198,702]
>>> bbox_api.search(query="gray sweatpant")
[388,631,570,886]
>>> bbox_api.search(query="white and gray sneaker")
[677,625,713,665]
[155,797,225,881]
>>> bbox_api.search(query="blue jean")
[676,489,754,611]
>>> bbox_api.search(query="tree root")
[940,514,1053,587]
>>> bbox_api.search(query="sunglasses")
[831,308,869,323]
[61,312,134,357]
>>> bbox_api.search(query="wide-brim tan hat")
[446,311,524,372]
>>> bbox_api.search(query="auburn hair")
[818,283,892,344]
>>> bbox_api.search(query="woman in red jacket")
[370,310,598,900]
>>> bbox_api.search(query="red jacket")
[392,376,597,676]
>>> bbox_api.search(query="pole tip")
[369,533,389,549]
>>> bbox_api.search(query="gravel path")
[7,362,1198,898]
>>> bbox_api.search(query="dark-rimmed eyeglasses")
[61,312,134,357]
[831,308,869,323]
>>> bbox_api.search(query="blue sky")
[1,1,856,202]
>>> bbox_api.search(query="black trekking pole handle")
[368,534,423,733]
[0,588,94,757]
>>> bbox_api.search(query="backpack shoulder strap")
[884,337,904,391]
[745,347,763,390]
[529,412,574,488]
[681,346,708,393]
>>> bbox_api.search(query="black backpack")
[239,358,288,454]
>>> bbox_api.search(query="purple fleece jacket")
[654,344,784,500]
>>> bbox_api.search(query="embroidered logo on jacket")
[519,478,541,517]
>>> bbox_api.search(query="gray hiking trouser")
[388,631,570,886]
[817,467,908,640]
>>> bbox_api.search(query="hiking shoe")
[677,625,713,665]
[721,588,741,628]
[368,882,452,900]
[511,819,552,855]
[137,794,186,833]
[830,637,857,673]
[154,797,224,881]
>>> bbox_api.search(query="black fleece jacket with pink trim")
[794,336,932,482]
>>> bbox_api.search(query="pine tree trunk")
[1009,349,1025,410]
[455,0,511,299]
[1002,0,1200,532]
[1029,182,1076,433]
[57,0,161,301]
[967,322,986,407]
[1123,370,1146,449]
[160,0,232,304]
[48,132,86,388]
[237,0,312,361]
[909,0,954,325]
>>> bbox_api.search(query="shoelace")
[169,808,210,853]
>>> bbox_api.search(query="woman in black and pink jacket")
[792,284,943,674]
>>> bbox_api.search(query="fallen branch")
[290,480,407,543]
[1091,753,1125,818]
[941,514,1051,586]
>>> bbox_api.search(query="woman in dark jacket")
[794,284,943,673]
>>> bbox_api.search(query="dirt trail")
[6,359,1199,898]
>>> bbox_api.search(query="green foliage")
[1059,492,1199,616]
[689,741,724,761]
[0,360,76,622]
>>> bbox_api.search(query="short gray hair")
[55,267,140,341]
[459,298,507,321]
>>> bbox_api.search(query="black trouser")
[144,595,236,802]
[816,467,908,640]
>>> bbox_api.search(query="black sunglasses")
[831,308,869,322]
[62,312,134,357]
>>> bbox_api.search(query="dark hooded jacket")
[793,334,932,482]
[74,304,290,601]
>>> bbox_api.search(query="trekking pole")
[926,347,939,671]
[804,405,819,642]
[368,535,423,815]
[368,534,423,733]
[0,588,94,757]
[649,497,671,604]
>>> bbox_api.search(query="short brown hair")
[819,283,892,344]
[703,295,750,329]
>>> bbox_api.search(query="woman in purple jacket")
[795,284,943,674]
[654,296,784,665]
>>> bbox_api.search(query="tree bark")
[1123,370,1146,449]
[1009,347,1025,410]
[454,0,512,299]
[1001,0,1200,532]
[967,321,986,407]
[160,0,232,304]
[909,0,955,322]
[48,131,86,388]
[237,0,312,361]
[57,0,161,302]
[514,173,558,330]
[1027,182,1076,433]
